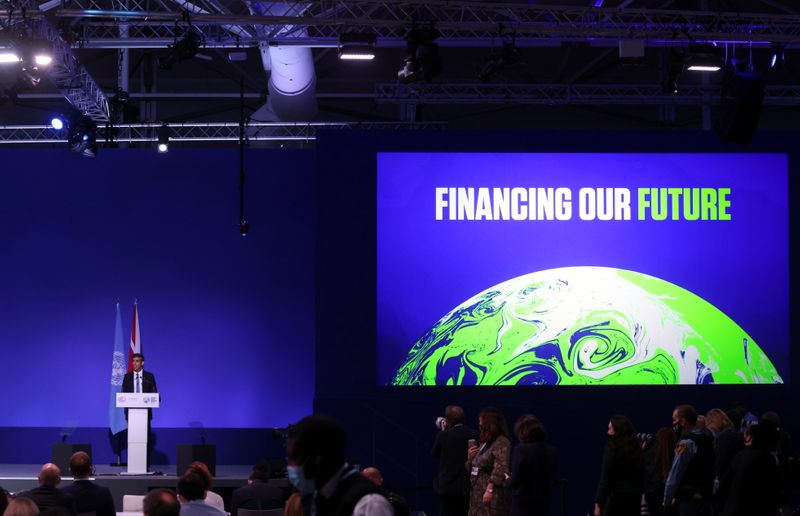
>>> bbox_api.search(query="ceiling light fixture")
[686,44,723,72]
[338,32,376,60]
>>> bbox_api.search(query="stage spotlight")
[398,27,442,84]
[0,51,20,63]
[662,48,686,94]
[158,31,201,70]
[338,32,376,60]
[770,44,785,69]
[157,123,170,153]
[686,44,723,72]
[239,219,249,237]
[50,116,64,130]
[68,115,98,158]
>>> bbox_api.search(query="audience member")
[283,493,302,516]
[507,414,557,516]
[663,404,715,515]
[361,467,410,516]
[594,415,644,516]
[143,488,180,516]
[17,464,76,516]
[761,411,794,515]
[230,462,283,516]
[286,414,392,516]
[59,452,115,516]
[186,462,225,512]
[0,486,9,516]
[642,427,675,516]
[177,471,226,516]
[705,408,743,498]
[432,405,478,516]
[467,407,511,516]
[717,420,779,516]
[4,497,40,516]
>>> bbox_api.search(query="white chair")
[122,495,146,512]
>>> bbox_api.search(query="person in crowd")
[643,427,675,516]
[284,493,303,516]
[594,415,644,516]
[286,414,392,516]
[143,488,180,516]
[761,411,793,515]
[186,462,225,512]
[59,452,115,516]
[17,464,75,516]
[705,408,743,500]
[3,497,40,516]
[361,467,410,516]
[717,420,779,516]
[506,414,557,516]
[0,486,9,516]
[177,471,226,516]
[467,407,510,516]
[432,405,478,516]
[664,404,715,515]
[230,461,283,516]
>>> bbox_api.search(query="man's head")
[672,404,698,436]
[177,471,207,503]
[143,489,180,516]
[444,406,465,428]
[286,415,347,489]
[361,467,383,486]
[248,461,271,484]
[186,461,213,490]
[69,452,93,479]
[38,463,61,487]
[132,353,145,373]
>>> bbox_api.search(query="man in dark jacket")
[664,404,715,516]
[60,452,115,516]
[432,405,478,516]
[230,462,284,516]
[18,463,76,515]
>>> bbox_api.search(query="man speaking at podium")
[123,353,158,396]
[122,352,158,469]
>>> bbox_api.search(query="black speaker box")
[51,444,92,474]
[176,444,216,476]
[717,71,765,145]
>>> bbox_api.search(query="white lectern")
[116,392,160,474]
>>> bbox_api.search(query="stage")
[0,464,289,510]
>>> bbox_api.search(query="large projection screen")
[377,152,788,386]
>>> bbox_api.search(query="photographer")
[432,406,478,516]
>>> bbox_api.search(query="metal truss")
[12,1,800,48]
[374,82,800,106]
[0,121,445,144]
[11,17,111,120]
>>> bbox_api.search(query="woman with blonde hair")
[706,408,743,496]
[4,497,39,516]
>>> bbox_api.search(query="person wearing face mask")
[286,415,393,516]
[704,408,743,504]
[663,404,715,516]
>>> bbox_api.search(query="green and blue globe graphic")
[390,266,782,385]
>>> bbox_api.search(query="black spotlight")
[397,27,442,84]
[770,44,785,69]
[68,114,98,157]
[157,123,170,153]
[662,47,686,94]
[158,31,201,70]
[239,219,249,237]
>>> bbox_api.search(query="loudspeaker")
[717,71,765,145]
[51,444,92,474]
[177,444,216,476]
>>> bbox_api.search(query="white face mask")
[286,465,314,495]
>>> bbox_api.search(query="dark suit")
[432,423,478,516]
[508,442,558,516]
[122,370,158,420]
[60,480,115,516]
[230,480,284,516]
[18,485,77,516]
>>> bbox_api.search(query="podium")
[116,392,160,474]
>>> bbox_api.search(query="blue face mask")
[287,465,315,495]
